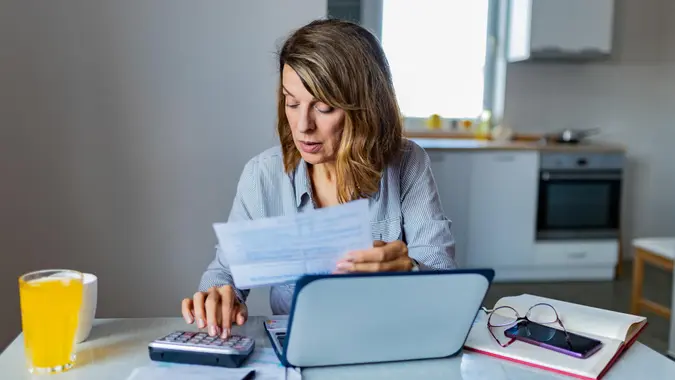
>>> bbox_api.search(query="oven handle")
[541,172,623,181]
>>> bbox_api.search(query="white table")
[1,317,673,379]
[632,237,675,358]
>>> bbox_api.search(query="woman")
[181,19,456,339]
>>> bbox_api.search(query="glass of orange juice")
[19,269,84,374]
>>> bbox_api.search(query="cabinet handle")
[568,252,588,259]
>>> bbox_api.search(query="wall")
[327,0,361,24]
[0,0,326,349]
[502,0,675,256]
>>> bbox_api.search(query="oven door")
[537,170,622,240]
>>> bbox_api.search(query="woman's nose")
[295,108,315,133]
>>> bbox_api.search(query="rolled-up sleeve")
[198,158,259,302]
[399,141,457,270]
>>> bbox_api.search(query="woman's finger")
[204,288,221,336]
[181,298,194,324]
[234,302,249,326]
[348,257,412,273]
[347,244,401,263]
[192,291,207,329]
[219,287,236,339]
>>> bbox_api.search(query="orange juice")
[19,270,83,374]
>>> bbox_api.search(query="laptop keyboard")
[275,332,286,348]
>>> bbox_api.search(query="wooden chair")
[630,237,675,318]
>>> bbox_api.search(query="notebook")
[464,294,648,380]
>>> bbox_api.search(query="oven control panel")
[539,152,624,171]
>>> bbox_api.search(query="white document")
[213,199,372,288]
[127,348,285,380]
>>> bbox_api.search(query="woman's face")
[282,64,345,166]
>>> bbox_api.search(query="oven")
[536,152,624,241]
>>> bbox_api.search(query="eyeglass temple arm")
[555,317,574,346]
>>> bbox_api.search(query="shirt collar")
[293,158,312,208]
[293,159,384,207]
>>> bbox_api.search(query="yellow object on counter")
[426,114,442,130]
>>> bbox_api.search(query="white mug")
[75,273,98,343]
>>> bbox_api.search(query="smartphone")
[504,320,603,359]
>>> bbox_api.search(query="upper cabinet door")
[508,0,615,62]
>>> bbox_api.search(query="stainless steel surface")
[539,152,624,170]
[536,152,623,241]
[541,171,623,181]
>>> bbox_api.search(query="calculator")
[148,331,255,368]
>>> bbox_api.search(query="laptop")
[264,269,494,368]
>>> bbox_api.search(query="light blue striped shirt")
[199,139,457,315]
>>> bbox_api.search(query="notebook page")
[465,312,623,379]
[494,294,646,342]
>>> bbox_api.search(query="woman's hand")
[181,285,248,339]
[335,240,414,273]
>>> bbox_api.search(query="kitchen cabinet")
[466,151,539,268]
[428,151,471,268]
[508,0,615,62]
[420,139,623,282]
[428,150,539,272]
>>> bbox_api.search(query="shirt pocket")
[370,217,403,242]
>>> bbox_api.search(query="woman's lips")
[299,141,322,154]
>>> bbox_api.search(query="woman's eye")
[285,103,299,109]
[315,104,334,114]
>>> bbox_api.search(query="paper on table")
[127,348,285,380]
[213,198,372,288]
[127,366,256,380]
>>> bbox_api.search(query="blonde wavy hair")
[276,19,403,204]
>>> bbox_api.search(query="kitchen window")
[326,0,502,122]
[381,0,500,121]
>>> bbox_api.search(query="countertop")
[410,137,626,153]
[2,317,674,380]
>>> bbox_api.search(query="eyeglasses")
[481,303,572,348]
